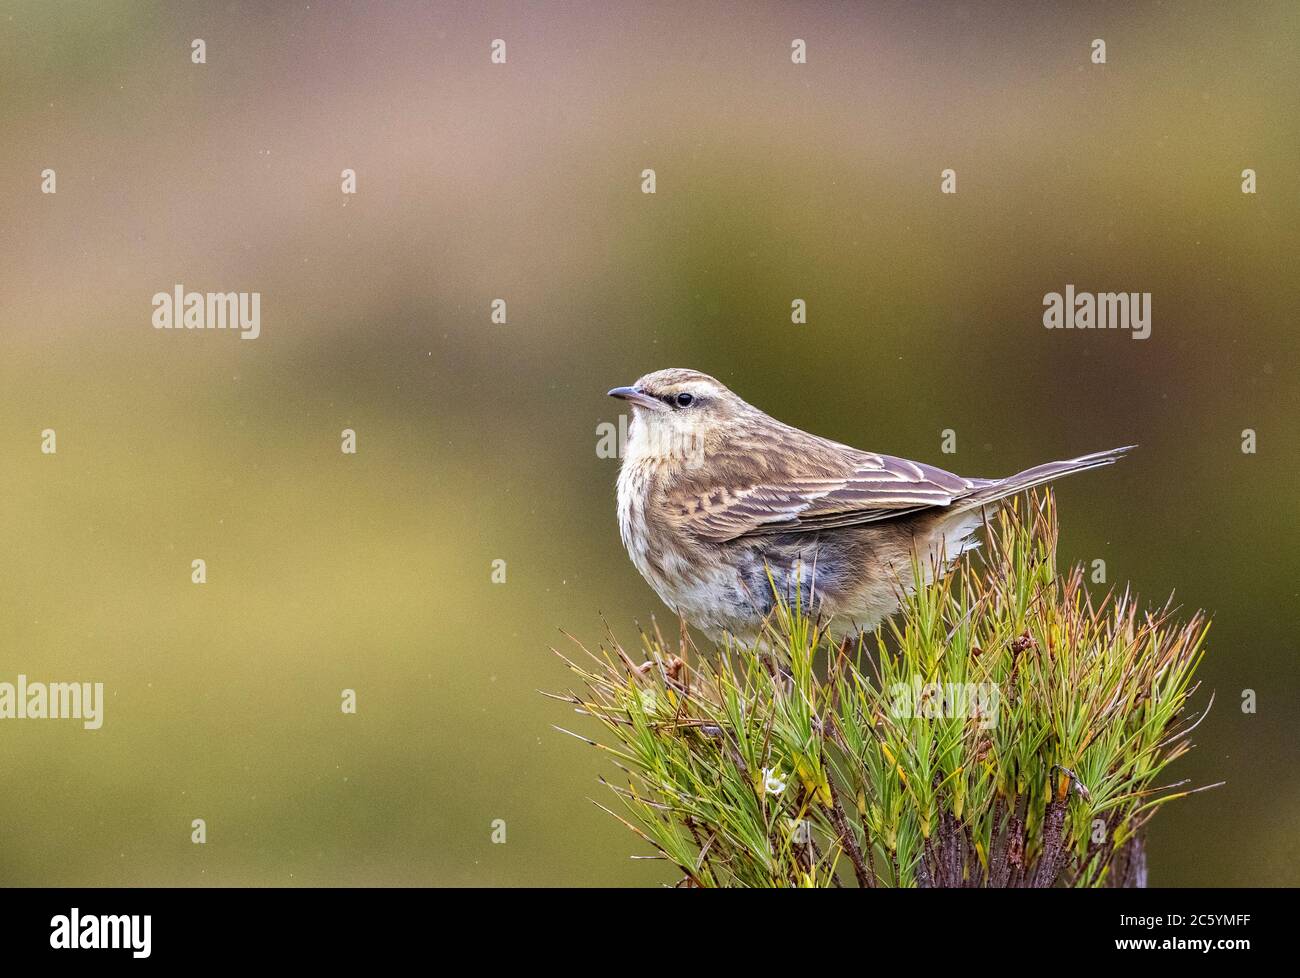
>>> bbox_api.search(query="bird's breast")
[616,458,708,612]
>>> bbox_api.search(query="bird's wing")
[677,455,985,543]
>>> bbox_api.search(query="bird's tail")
[953,445,1134,513]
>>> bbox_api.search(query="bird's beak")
[607,386,664,411]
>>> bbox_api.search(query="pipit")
[609,368,1131,642]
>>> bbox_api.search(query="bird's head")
[608,368,749,466]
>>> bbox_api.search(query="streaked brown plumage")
[609,368,1131,642]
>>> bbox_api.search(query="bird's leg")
[761,651,795,696]
[835,635,851,662]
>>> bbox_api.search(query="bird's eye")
[674,392,695,408]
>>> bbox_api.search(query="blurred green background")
[1,1,1296,886]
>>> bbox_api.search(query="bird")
[608,368,1131,643]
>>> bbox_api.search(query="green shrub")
[554,492,1215,887]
